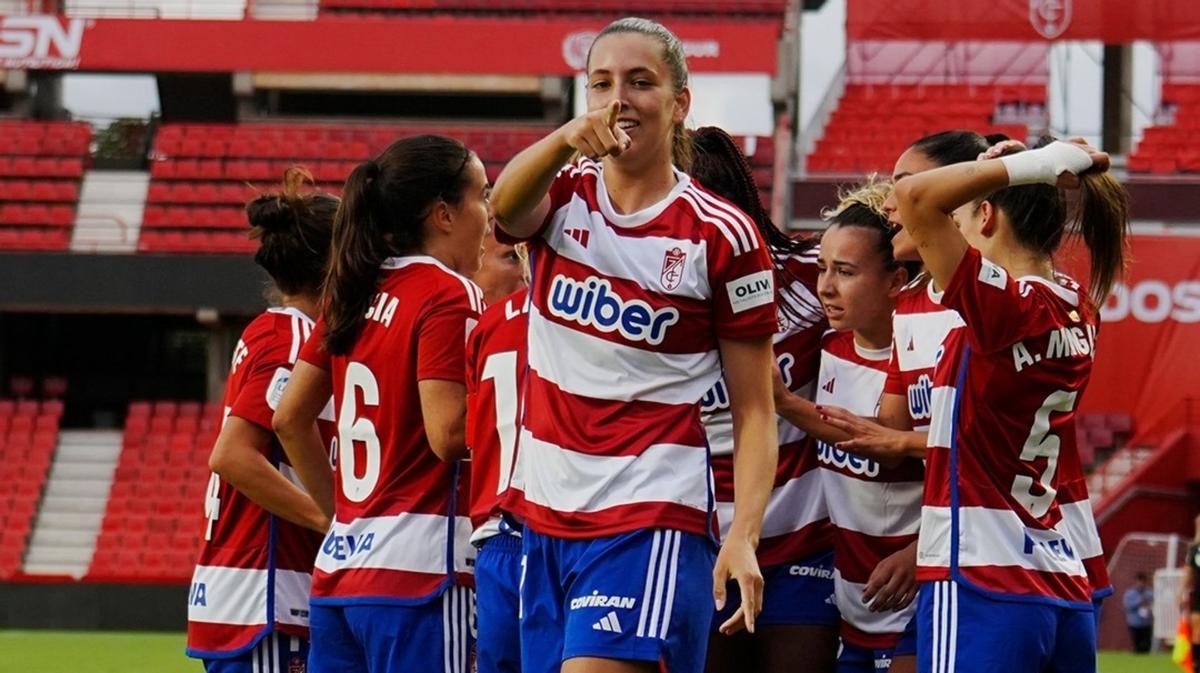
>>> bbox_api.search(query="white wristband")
[999,141,1094,186]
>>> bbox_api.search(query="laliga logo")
[0,16,88,69]
[1029,0,1072,39]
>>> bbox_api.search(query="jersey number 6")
[338,362,382,502]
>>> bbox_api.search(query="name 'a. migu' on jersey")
[503,158,779,539]
[187,307,335,658]
[466,288,529,543]
[918,247,1104,606]
[702,249,833,566]
[815,330,923,649]
[298,256,482,603]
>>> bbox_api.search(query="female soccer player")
[490,17,780,673]
[810,181,923,673]
[466,243,529,673]
[893,138,1128,673]
[689,126,836,673]
[187,167,337,673]
[272,135,491,673]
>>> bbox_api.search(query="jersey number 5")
[338,362,382,503]
[481,350,520,494]
[1010,389,1078,519]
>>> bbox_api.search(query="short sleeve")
[229,337,291,432]
[883,341,905,396]
[417,288,483,384]
[941,246,1060,354]
[496,163,584,245]
[464,316,484,396]
[298,319,331,371]
[710,229,778,340]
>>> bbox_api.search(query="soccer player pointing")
[893,138,1128,673]
[491,17,779,673]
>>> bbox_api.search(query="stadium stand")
[318,0,787,16]
[0,121,90,252]
[143,122,557,253]
[88,400,217,581]
[806,83,1041,175]
[1128,83,1200,174]
[0,398,63,579]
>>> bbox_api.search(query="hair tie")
[364,160,380,181]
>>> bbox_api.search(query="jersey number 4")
[1010,389,1078,519]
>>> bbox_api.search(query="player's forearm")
[491,128,575,237]
[775,390,849,446]
[274,421,335,519]
[214,451,329,533]
[729,408,777,547]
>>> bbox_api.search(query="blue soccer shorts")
[201,632,308,673]
[476,532,522,673]
[307,586,475,673]
[711,549,838,630]
[521,527,716,673]
[916,580,1095,673]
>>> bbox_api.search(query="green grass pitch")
[0,630,1184,673]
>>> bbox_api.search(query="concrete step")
[54,445,122,463]
[45,480,112,499]
[48,463,115,481]
[40,496,108,516]
[28,529,95,547]
[23,546,94,565]
[22,562,86,578]
[35,512,104,530]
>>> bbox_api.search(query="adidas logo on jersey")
[565,227,590,248]
[907,335,915,351]
[548,274,680,345]
[821,378,835,394]
[592,611,624,633]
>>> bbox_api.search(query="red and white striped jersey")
[465,288,528,543]
[704,249,832,566]
[187,307,334,657]
[501,158,777,539]
[884,274,965,432]
[918,246,1099,606]
[298,256,482,603]
[815,330,923,648]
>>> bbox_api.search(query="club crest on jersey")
[660,247,687,291]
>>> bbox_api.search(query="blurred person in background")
[1124,571,1154,653]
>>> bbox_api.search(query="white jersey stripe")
[516,430,710,516]
[679,191,743,255]
[442,588,452,673]
[917,506,1088,576]
[715,468,826,541]
[689,187,758,253]
[314,513,474,576]
[527,307,720,405]
[822,470,922,538]
[948,582,959,673]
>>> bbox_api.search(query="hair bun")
[246,195,294,234]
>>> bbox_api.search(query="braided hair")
[690,126,821,325]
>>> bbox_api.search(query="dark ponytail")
[690,126,821,323]
[1074,171,1129,306]
[247,166,338,296]
[322,135,473,355]
[976,137,1129,307]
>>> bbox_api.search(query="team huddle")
[182,16,1129,673]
